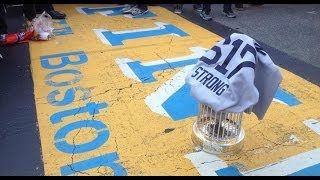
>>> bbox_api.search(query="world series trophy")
[192,103,245,155]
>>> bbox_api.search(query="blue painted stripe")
[215,166,243,176]
[95,7,123,16]
[289,163,320,176]
[162,84,198,121]
[53,20,73,36]
[45,69,82,87]
[127,59,197,83]
[101,24,189,46]
[54,120,109,154]
[55,19,67,25]
[81,7,118,15]
[275,88,301,106]
[53,27,73,36]
[54,120,107,140]
[80,6,156,18]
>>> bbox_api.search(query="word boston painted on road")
[28,4,320,176]
[40,51,127,176]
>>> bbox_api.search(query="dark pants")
[23,4,55,21]
[223,4,232,12]
[0,4,7,34]
[175,4,183,8]
[23,4,36,21]
[35,4,54,13]
[202,4,211,14]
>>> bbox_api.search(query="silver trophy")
[192,103,245,155]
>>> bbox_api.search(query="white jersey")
[185,33,282,120]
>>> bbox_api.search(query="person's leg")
[223,4,236,18]
[174,4,183,14]
[0,4,7,34]
[35,4,66,19]
[23,4,37,21]
[223,4,232,12]
[200,4,212,21]
[136,4,148,11]
[0,5,4,60]
[193,4,202,12]
[130,4,148,17]
[35,4,53,13]
[202,4,211,14]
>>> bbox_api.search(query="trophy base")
[192,121,245,156]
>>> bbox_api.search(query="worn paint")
[29,4,320,176]
[304,119,320,135]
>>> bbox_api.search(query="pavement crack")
[117,84,133,94]
[200,159,222,165]
[258,130,304,148]
[114,138,119,151]
[68,125,90,175]
[74,97,92,116]
[224,156,242,162]
[169,36,173,45]
[94,89,112,97]
[155,52,175,70]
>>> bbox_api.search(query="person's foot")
[47,10,66,19]
[0,34,5,39]
[235,4,244,11]
[130,7,149,17]
[200,11,212,21]
[121,4,136,13]
[174,5,183,14]
[193,4,202,12]
[222,10,236,18]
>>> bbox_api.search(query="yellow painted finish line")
[29,4,320,176]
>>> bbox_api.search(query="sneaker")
[0,34,6,42]
[223,10,236,18]
[174,5,183,14]
[47,10,66,19]
[199,11,212,21]
[130,7,149,17]
[121,4,136,13]
[235,4,244,11]
[193,4,202,12]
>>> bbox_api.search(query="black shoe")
[199,11,212,21]
[174,5,183,14]
[47,10,66,19]
[0,34,5,41]
[130,7,149,17]
[193,4,202,12]
[222,10,236,18]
